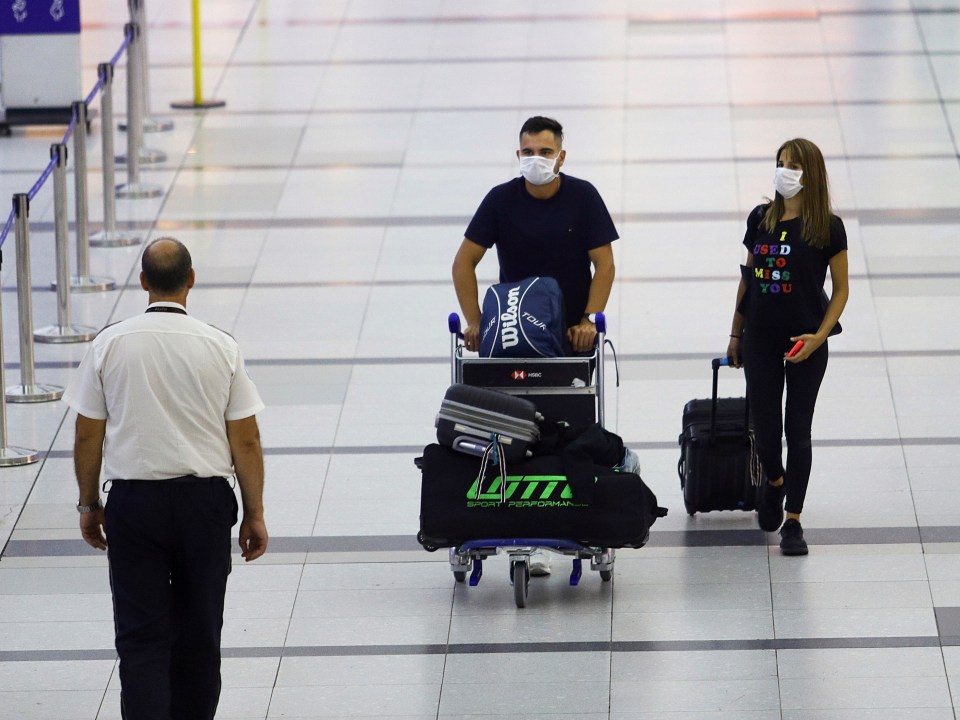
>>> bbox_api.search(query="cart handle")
[448,312,462,337]
[449,311,604,338]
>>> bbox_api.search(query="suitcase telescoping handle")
[449,313,463,385]
[710,357,750,441]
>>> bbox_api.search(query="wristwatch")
[77,498,103,514]
[583,313,597,324]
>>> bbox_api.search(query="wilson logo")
[466,475,588,508]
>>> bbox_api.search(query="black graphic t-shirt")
[465,174,618,327]
[741,203,847,335]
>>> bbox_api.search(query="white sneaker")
[616,448,640,475]
[529,549,552,576]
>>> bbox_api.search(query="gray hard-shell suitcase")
[436,383,542,462]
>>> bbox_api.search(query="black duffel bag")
[417,443,667,550]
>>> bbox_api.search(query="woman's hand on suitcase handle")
[726,336,742,368]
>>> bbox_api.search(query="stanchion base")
[0,446,39,466]
[89,230,143,248]
[34,325,99,344]
[5,383,64,403]
[58,276,117,293]
[171,99,227,110]
[115,148,167,165]
[118,117,175,133]
[116,182,164,200]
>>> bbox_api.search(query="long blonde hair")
[762,138,833,249]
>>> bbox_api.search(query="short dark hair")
[141,237,192,294]
[519,116,564,145]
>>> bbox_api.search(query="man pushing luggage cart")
[416,312,666,608]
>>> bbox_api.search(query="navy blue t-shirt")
[464,174,618,327]
[741,203,847,335]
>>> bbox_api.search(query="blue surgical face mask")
[774,167,803,199]
[519,154,560,185]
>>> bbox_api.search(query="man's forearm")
[230,424,265,517]
[584,261,615,315]
[74,417,106,504]
[235,454,264,517]
[452,259,481,326]
[75,444,103,504]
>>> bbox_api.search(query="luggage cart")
[441,311,617,608]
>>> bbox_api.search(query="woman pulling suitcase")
[726,138,849,556]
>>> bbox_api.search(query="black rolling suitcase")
[678,358,762,515]
[436,383,542,462]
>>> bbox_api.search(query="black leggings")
[741,331,828,515]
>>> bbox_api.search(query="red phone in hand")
[786,340,804,358]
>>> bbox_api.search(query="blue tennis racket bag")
[478,276,565,358]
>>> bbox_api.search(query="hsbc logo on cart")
[466,475,590,508]
[511,370,542,381]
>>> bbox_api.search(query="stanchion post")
[90,62,142,247]
[34,144,98,345]
[0,275,39,464]
[171,0,225,110]
[5,194,64,403]
[120,0,173,133]
[116,3,167,164]
[116,23,163,200]
[66,100,115,293]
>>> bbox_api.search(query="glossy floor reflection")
[1,0,960,718]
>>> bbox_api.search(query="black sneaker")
[779,518,808,556]
[756,481,785,532]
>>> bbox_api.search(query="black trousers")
[105,478,238,720]
[741,331,828,515]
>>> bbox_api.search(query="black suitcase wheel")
[453,571,466,583]
[599,570,612,582]
[416,531,438,552]
[511,561,529,608]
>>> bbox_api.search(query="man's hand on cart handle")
[463,323,480,352]
[567,318,597,353]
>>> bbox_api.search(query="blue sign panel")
[0,1,81,35]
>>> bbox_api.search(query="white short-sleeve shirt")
[62,302,265,480]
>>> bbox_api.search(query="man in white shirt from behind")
[63,237,267,720]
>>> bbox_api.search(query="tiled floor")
[1,0,959,718]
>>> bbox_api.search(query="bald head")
[141,238,194,299]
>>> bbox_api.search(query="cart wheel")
[453,570,466,583]
[599,570,612,582]
[511,561,528,608]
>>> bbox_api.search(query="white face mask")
[774,167,803,199]
[519,154,560,186]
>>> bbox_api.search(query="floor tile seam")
[6,526,960,558]
[5,267,954,295]
[13,207,955,233]
[8,347,960,372]
[136,47,960,72]
[22,436,960,465]
[80,5,960,31]
[915,0,960,163]
[10,150,959,181]
[0,636,947,663]
[81,97,960,118]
